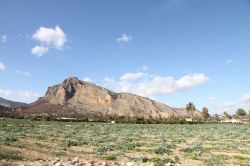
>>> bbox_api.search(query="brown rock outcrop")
[21,77,201,119]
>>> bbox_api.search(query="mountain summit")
[21,77,201,119]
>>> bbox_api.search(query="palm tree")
[202,107,209,120]
[186,102,196,117]
[223,111,232,119]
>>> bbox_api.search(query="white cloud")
[0,89,39,103]
[32,26,67,49]
[104,69,209,97]
[0,63,6,71]
[240,94,250,104]
[206,97,215,102]
[116,34,132,43]
[208,94,250,115]
[31,46,48,57]
[226,59,232,64]
[214,94,250,114]
[31,26,67,56]
[83,77,92,82]
[142,65,149,71]
[16,91,39,101]
[0,89,12,97]
[15,70,31,77]
[120,72,147,81]
[221,101,236,112]
[175,74,209,91]
[104,77,115,83]
[1,35,7,43]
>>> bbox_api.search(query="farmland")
[0,119,250,166]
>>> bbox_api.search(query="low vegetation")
[0,118,250,165]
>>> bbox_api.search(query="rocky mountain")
[0,97,27,108]
[19,77,201,119]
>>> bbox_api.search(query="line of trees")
[186,97,250,122]
[223,97,250,119]
[224,108,249,119]
[185,102,210,120]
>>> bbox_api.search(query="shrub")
[4,135,17,143]
[96,145,113,153]
[67,139,79,148]
[105,155,117,161]
[51,151,66,157]
[182,140,205,159]
[150,158,172,166]
[174,156,180,163]
[142,157,149,162]
[0,151,22,160]
[154,144,173,155]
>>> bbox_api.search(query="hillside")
[19,77,201,119]
[0,97,27,108]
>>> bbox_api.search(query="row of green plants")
[1,118,250,165]
[25,115,204,124]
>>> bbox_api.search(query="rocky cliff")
[21,77,201,119]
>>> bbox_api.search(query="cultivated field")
[0,119,250,166]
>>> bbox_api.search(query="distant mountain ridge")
[0,97,27,108]
[19,77,201,119]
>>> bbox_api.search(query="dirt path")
[172,135,204,166]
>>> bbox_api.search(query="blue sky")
[0,0,250,115]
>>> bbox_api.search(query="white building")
[222,118,241,123]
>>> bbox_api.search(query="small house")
[185,118,193,122]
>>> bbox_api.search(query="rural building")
[185,118,193,122]
[221,117,250,124]
[58,117,77,120]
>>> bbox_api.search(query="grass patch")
[4,135,18,144]
[0,151,22,160]
[234,155,250,161]
[154,143,174,155]
[150,157,174,166]
[182,140,206,160]
[51,151,66,157]
[105,155,117,161]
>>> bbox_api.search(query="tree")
[223,111,232,119]
[213,114,220,121]
[202,107,209,120]
[186,102,196,117]
[235,108,247,117]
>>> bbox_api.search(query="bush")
[150,158,170,166]
[0,151,22,160]
[51,151,66,157]
[66,139,82,148]
[4,135,17,144]
[96,145,114,153]
[105,155,117,160]
[182,140,205,159]
[154,144,173,155]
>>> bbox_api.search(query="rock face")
[22,77,201,119]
